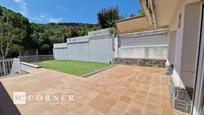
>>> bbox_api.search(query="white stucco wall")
[53,28,114,63]
[174,5,185,76]
[180,3,202,88]
[89,37,113,63]
[117,29,169,59]
[53,43,68,60]
[53,48,68,60]
[172,2,202,88]
[118,45,168,59]
[167,31,177,65]
[54,28,169,63]
[67,42,89,61]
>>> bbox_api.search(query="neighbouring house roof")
[115,16,154,35]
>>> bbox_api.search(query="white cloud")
[48,17,62,23]
[31,13,46,22]
[32,13,63,23]
[40,14,45,18]
[13,0,28,16]
[32,16,42,21]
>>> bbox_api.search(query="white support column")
[114,37,118,58]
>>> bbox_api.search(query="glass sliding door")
[193,4,204,115]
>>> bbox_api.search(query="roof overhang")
[115,0,202,35]
[115,16,154,35]
[140,0,202,30]
[140,0,157,29]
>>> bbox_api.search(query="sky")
[0,0,142,24]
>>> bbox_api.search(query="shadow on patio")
[0,82,21,115]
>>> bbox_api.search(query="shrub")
[97,6,120,28]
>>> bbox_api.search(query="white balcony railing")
[0,58,21,77]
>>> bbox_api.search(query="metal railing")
[0,59,13,77]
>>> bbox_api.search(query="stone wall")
[170,79,192,113]
[114,58,166,68]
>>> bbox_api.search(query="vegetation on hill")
[30,23,99,54]
[0,6,32,58]
[0,5,142,58]
[0,6,100,58]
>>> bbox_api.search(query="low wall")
[20,62,40,72]
[18,55,54,62]
[114,58,166,68]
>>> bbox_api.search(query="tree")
[0,6,100,56]
[130,13,136,17]
[0,7,2,16]
[0,6,29,59]
[97,6,120,28]
[68,26,79,37]
[0,19,26,58]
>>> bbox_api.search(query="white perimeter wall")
[53,43,68,60]
[67,42,89,61]
[89,37,113,63]
[53,28,114,63]
[54,28,170,63]
[117,29,169,59]
[53,48,68,60]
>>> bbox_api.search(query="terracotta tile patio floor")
[0,65,189,115]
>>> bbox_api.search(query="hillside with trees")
[0,6,99,58]
[0,6,32,59]
[30,23,99,54]
[0,5,142,59]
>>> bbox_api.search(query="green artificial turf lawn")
[39,60,110,76]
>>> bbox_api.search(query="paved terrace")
[0,65,188,115]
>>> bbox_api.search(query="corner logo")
[13,92,26,105]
